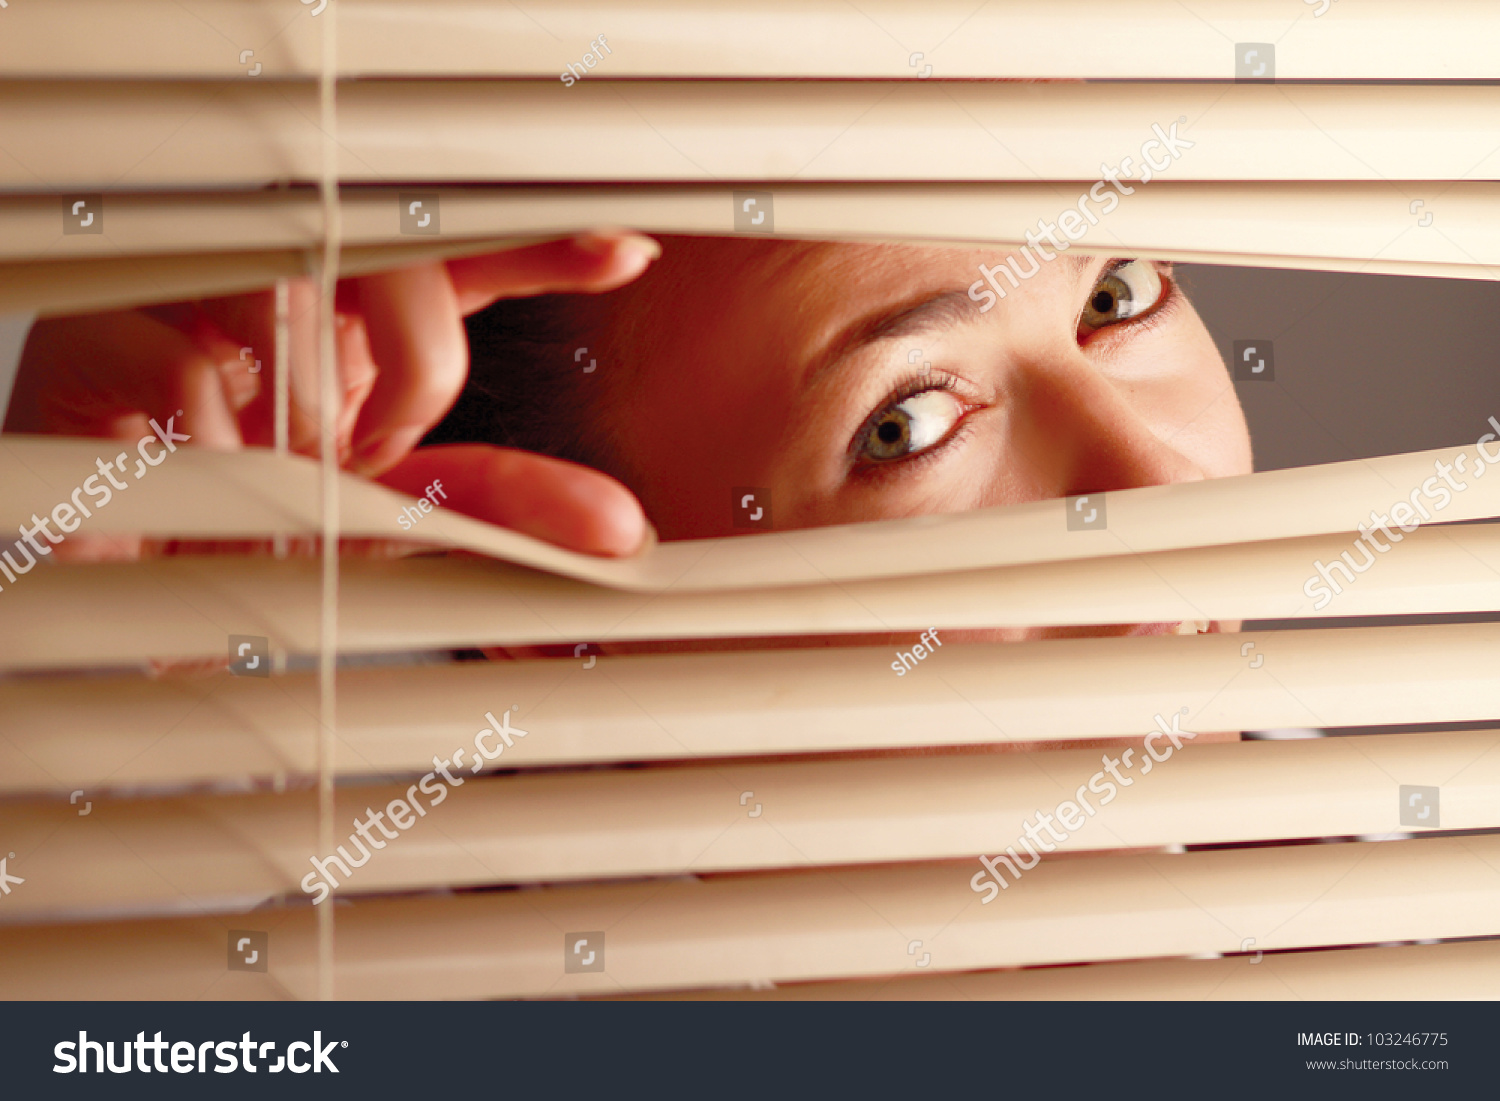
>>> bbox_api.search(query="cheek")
[1185,355,1254,480]
[612,348,804,539]
[1170,390,1255,479]
[1143,308,1254,479]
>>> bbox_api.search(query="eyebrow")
[802,253,1098,393]
[801,288,975,394]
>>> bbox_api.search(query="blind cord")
[272,277,290,564]
[315,0,342,1004]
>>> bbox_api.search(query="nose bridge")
[1016,350,1208,497]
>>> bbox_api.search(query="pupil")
[1091,290,1115,313]
[877,420,903,444]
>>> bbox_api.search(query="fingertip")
[567,232,662,293]
[349,424,428,478]
[447,232,662,312]
[572,230,662,262]
[377,444,652,558]
[534,459,651,556]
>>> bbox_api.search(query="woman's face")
[595,236,1252,544]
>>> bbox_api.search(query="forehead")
[622,236,1093,382]
[641,235,1091,317]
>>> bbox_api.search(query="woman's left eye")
[1079,259,1165,331]
[855,388,967,464]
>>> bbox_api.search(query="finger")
[347,262,469,477]
[446,231,661,315]
[6,310,242,449]
[195,279,329,456]
[205,279,367,461]
[226,301,379,464]
[333,312,381,460]
[164,291,277,419]
[378,444,651,558]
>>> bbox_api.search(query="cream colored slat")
[2,729,1496,922]
[7,183,1500,266]
[4,525,1500,671]
[2,625,1497,792]
[622,939,1500,1001]
[6,183,1499,317]
[436,82,1500,184]
[3,0,1495,80]
[0,235,538,321]
[0,835,1495,998]
[5,435,1500,596]
[5,83,1500,194]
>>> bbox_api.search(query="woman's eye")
[1079,259,1164,331]
[856,388,966,463]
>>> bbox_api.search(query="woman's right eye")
[855,388,967,464]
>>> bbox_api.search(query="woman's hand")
[4,232,659,557]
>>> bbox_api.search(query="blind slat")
[2,626,1496,793]
[625,939,1500,1001]
[5,436,1500,595]
[0,236,529,321]
[5,526,1500,670]
[2,729,1495,921]
[6,183,1498,317]
[0,835,1494,998]
[3,0,1495,80]
[3,82,1497,192]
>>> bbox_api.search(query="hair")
[426,233,821,493]
[425,288,622,475]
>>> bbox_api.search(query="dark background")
[1179,264,1500,471]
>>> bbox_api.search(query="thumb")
[377,444,651,558]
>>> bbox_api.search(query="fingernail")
[625,235,663,261]
[573,231,662,262]
[630,518,659,557]
[351,425,426,477]
[349,434,386,475]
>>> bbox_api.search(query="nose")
[1010,354,1209,498]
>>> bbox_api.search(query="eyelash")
[847,261,1175,481]
[1078,259,1180,347]
[848,371,977,478]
